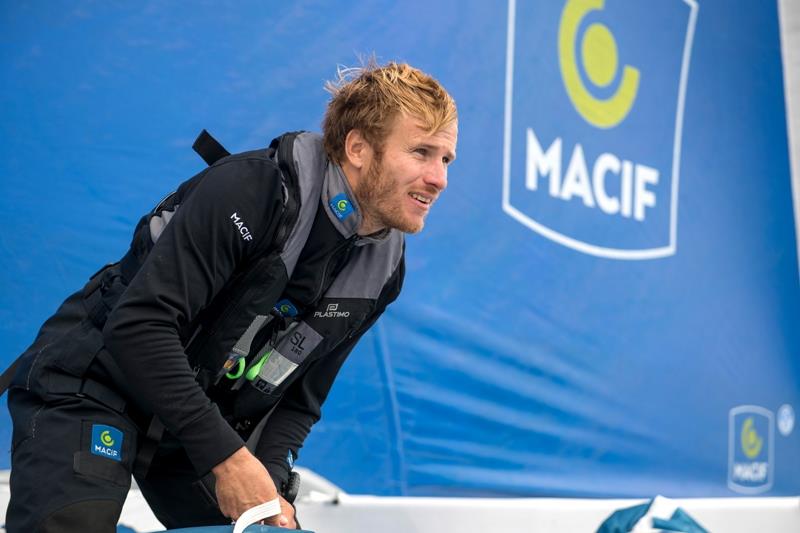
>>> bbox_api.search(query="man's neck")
[357,216,385,237]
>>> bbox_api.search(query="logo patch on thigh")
[90,424,123,462]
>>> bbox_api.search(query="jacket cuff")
[265,460,291,491]
[175,407,245,475]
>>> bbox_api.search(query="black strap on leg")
[133,416,165,479]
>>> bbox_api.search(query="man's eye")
[442,157,451,165]
[414,148,428,156]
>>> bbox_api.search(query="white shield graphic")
[728,405,774,494]
[502,0,699,260]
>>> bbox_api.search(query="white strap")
[232,498,282,533]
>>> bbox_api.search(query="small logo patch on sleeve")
[91,424,123,462]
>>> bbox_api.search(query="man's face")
[355,114,458,234]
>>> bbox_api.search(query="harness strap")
[47,373,127,413]
[133,415,165,479]
[84,280,108,330]
[272,133,302,249]
[193,129,231,166]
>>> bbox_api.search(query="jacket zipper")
[311,235,359,303]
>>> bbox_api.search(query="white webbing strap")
[232,498,282,533]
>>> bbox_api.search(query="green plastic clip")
[245,350,272,381]
[225,356,246,380]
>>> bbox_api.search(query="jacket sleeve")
[103,155,285,476]
[256,255,405,489]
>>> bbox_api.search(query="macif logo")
[329,193,355,221]
[230,212,253,241]
[559,0,640,128]
[728,406,774,494]
[91,424,123,462]
[275,298,298,318]
[502,0,698,259]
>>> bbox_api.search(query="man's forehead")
[402,116,458,145]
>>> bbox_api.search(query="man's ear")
[344,129,372,170]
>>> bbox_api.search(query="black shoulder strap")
[272,132,303,250]
[193,129,231,166]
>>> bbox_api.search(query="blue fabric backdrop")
[1,0,798,498]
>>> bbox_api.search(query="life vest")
[3,130,404,428]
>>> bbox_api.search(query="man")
[5,61,457,532]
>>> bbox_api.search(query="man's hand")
[212,447,285,525]
[277,494,297,529]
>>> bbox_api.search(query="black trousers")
[6,290,229,532]
[7,383,231,532]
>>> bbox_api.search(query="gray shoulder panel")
[326,230,404,300]
[279,132,327,276]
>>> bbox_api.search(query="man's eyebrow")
[416,142,457,161]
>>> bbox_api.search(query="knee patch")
[38,499,121,533]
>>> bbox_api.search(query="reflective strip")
[231,314,271,356]
[256,349,298,387]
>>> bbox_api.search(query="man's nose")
[425,161,448,191]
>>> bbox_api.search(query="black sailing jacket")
[12,132,405,488]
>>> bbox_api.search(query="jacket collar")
[321,161,391,244]
[322,162,361,237]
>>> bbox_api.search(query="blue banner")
[1,0,798,499]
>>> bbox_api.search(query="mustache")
[411,186,442,200]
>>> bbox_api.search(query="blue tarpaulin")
[1,0,798,499]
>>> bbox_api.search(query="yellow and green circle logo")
[741,417,763,459]
[100,430,115,447]
[558,0,640,128]
[330,193,355,220]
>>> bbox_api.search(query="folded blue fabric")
[652,507,708,533]
[597,496,708,533]
[597,502,650,533]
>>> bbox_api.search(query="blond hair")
[322,59,457,162]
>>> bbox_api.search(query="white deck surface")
[0,469,797,532]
